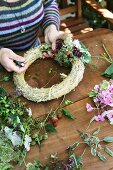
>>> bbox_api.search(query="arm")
[41,0,60,32]
[41,0,72,50]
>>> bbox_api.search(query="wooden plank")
[74,28,112,40]
[16,97,113,170]
[63,22,89,33]
[60,17,86,29]
[59,5,77,16]
[84,0,113,26]
[76,0,82,18]
[1,29,113,119]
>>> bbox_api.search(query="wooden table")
[1,28,113,170]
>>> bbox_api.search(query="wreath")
[13,38,91,103]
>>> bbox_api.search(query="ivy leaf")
[0,87,7,97]
[97,152,106,162]
[103,136,113,143]
[104,147,113,157]
[45,123,56,133]
[61,109,75,119]
[102,63,113,79]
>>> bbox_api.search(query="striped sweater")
[0,0,60,51]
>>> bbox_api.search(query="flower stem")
[102,44,113,63]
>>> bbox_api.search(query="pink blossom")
[94,84,100,91]
[86,103,94,112]
[109,84,113,93]
[98,90,113,106]
[102,110,113,121]
[95,115,105,122]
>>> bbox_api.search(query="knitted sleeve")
[41,0,60,32]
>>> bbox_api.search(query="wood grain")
[1,29,113,170]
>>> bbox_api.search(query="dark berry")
[73,46,82,58]
[56,39,64,51]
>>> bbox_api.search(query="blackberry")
[73,46,82,58]
[56,39,64,51]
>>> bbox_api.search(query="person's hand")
[0,48,28,73]
[44,24,73,51]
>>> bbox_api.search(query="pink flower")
[109,84,113,93]
[86,103,94,112]
[102,110,113,121]
[94,84,100,91]
[95,115,105,122]
[98,90,113,106]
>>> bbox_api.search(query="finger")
[52,40,56,51]
[9,61,28,73]
[58,31,73,40]
[10,54,25,62]
[17,63,29,73]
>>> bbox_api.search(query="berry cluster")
[73,46,82,58]
[55,39,82,58]
[50,113,63,127]
[55,39,64,51]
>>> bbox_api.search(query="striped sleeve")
[41,0,60,32]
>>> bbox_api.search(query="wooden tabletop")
[1,28,113,170]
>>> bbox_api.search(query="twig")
[102,44,113,63]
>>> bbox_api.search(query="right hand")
[0,48,28,73]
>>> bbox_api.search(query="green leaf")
[44,166,49,170]
[69,153,79,169]
[100,80,109,90]
[45,123,56,133]
[91,147,97,156]
[64,100,73,105]
[102,63,113,79]
[103,136,113,143]
[0,87,7,97]
[0,162,13,170]
[71,142,79,150]
[97,152,106,162]
[61,109,74,119]
[82,53,91,64]
[104,147,113,157]
[88,90,97,97]
[92,128,100,136]
[2,75,10,82]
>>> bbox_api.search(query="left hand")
[44,24,73,51]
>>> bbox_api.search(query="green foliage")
[26,160,42,170]
[102,63,113,79]
[45,123,56,133]
[0,162,13,170]
[62,108,75,119]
